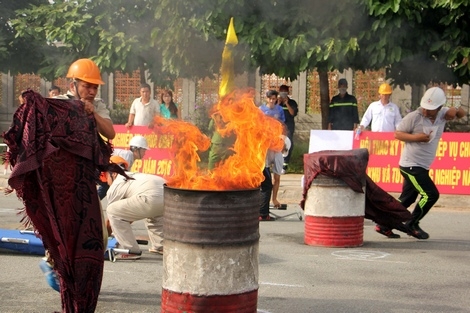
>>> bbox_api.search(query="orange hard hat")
[66,58,104,85]
[378,83,393,95]
[110,156,129,171]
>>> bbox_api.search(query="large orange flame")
[153,88,284,190]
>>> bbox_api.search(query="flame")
[152,18,284,190]
[153,89,284,191]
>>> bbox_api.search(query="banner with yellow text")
[352,131,470,195]
[112,125,175,178]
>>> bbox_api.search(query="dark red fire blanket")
[2,90,112,313]
[301,148,411,232]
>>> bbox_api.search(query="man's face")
[422,107,441,120]
[338,84,347,95]
[140,87,150,102]
[71,80,98,101]
[379,94,391,104]
[49,89,60,97]
[134,147,147,159]
[267,95,277,107]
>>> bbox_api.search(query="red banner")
[352,131,470,195]
[112,125,175,178]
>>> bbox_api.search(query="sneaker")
[375,225,400,238]
[149,247,163,255]
[406,223,429,240]
[39,259,60,292]
[259,215,276,221]
[114,252,142,260]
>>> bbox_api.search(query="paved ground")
[1,171,469,312]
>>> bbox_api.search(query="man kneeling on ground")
[105,156,165,259]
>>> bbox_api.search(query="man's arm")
[359,104,373,130]
[395,131,430,143]
[444,106,466,120]
[94,113,116,139]
[83,99,116,139]
[125,113,135,128]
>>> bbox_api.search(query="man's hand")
[416,132,432,142]
[82,99,95,115]
[125,122,133,129]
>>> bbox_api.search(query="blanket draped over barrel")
[2,90,112,313]
[301,149,411,232]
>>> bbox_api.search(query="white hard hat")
[129,135,149,150]
[282,136,291,157]
[420,87,446,110]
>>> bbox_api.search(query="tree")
[11,0,160,83]
[0,0,49,74]
[8,0,470,125]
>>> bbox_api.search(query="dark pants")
[399,166,440,225]
[260,167,272,217]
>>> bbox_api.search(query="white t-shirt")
[112,149,134,170]
[107,172,166,205]
[360,100,402,132]
[130,97,160,126]
[397,107,449,169]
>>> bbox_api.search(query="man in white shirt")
[357,83,402,132]
[105,162,166,259]
[125,83,160,128]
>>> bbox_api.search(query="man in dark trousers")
[328,78,359,131]
[277,85,298,172]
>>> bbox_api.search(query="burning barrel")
[304,175,365,247]
[161,186,260,313]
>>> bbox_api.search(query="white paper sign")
[308,130,354,153]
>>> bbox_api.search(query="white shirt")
[112,149,134,170]
[130,97,160,126]
[107,172,166,205]
[360,100,402,132]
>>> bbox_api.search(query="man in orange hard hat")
[56,58,115,139]
[357,83,404,238]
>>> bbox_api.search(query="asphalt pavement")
[1,171,469,313]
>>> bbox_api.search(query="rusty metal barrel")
[161,186,260,313]
[304,175,365,247]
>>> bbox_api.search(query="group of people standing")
[328,78,466,240]
[124,83,181,129]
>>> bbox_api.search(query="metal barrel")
[161,186,260,313]
[304,175,365,247]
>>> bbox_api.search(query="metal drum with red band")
[161,186,260,313]
[304,175,365,247]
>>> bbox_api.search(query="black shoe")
[375,225,400,238]
[406,222,429,240]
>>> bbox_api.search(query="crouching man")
[105,156,165,259]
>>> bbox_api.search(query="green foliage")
[185,100,213,136]
[109,102,129,125]
[0,0,49,74]
[4,0,470,88]
[286,140,309,174]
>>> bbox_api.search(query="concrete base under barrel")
[304,175,365,248]
[161,186,260,313]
